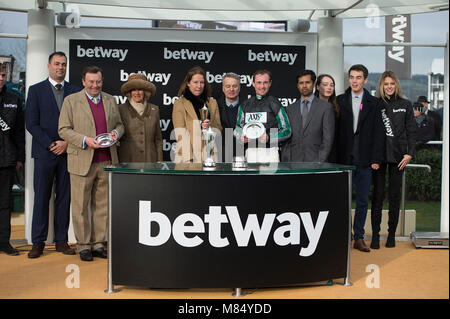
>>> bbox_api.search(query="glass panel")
[104,162,355,174]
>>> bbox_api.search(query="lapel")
[344,91,353,121]
[290,100,302,134]
[184,96,199,122]
[62,81,71,98]
[219,96,230,127]
[142,103,151,119]
[44,79,60,114]
[78,91,96,128]
[102,93,111,130]
[356,91,369,132]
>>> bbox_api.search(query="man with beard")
[281,69,334,162]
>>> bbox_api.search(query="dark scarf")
[184,88,207,120]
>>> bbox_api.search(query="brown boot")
[353,239,370,252]
[28,243,45,258]
[55,242,76,255]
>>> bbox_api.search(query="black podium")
[104,162,354,292]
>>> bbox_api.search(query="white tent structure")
[2,0,449,20]
[0,0,448,241]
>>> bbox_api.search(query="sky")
[0,9,448,81]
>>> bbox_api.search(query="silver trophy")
[200,105,216,168]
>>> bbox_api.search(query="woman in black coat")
[370,70,417,249]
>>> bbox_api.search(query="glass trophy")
[200,105,216,168]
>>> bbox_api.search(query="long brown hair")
[378,70,402,103]
[177,66,211,101]
[314,74,339,116]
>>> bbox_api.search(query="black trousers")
[371,162,404,236]
[0,167,14,244]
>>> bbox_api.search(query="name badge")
[245,112,267,123]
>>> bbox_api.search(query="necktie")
[55,83,62,91]
[302,100,309,126]
[352,96,360,133]
[93,96,98,104]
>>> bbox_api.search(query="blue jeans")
[353,166,373,240]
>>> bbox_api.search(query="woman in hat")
[172,66,222,163]
[370,70,417,249]
[118,73,163,162]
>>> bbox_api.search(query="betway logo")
[388,15,408,63]
[76,45,128,61]
[163,47,214,63]
[248,49,298,65]
[139,201,328,257]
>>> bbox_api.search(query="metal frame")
[400,164,432,236]
[105,171,120,294]
[337,170,353,286]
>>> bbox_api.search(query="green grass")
[404,201,441,232]
[352,200,441,232]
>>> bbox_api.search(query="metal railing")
[400,164,432,236]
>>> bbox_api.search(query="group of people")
[0,50,441,261]
[161,64,429,253]
[0,52,161,261]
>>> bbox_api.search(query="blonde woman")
[371,70,417,249]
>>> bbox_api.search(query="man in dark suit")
[336,64,385,252]
[413,102,436,150]
[281,70,334,162]
[217,72,244,162]
[25,52,80,258]
[417,95,441,141]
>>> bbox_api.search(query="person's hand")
[110,130,118,141]
[201,119,210,130]
[15,161,23,171]
[50,140,68,155]
[85,137,100,149]
[240,134,249,144]
[371,163,380,170]
[258,133,269,144]
[398,154,412,170]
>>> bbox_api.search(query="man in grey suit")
[281,70,335,162]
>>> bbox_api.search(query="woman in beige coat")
[118,73,163,162]
[172,66,222,163]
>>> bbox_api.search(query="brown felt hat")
[120,73,156,97]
